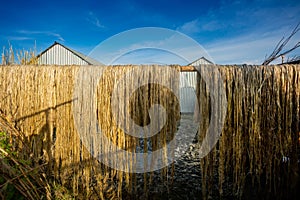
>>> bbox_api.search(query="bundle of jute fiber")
[195,64,300,200]
[0,65,181,199]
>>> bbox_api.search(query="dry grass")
[0,112,51,200]
[1,43,37,65]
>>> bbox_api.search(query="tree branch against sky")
[262,23,300,65]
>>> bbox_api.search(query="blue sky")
[1,0,300,64]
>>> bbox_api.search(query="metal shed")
[180,57,213,113]
[37,42,103,65]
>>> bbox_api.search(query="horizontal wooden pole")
[180,66,196,72]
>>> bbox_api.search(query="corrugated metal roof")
[188,57,213,66]
[37,42,103,65]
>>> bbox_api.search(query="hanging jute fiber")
[0,64,299,199]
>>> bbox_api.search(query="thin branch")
[266,41,300,65]
[0,147,42,199]
[262,23,300,65]
[287,55,300,63]
[0,162,47,189]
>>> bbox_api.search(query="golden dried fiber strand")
[194,65,300,199]
[0,64,299,199]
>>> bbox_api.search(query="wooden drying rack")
[180,66,197,72]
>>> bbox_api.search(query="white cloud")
[88,28,212,65]
[205,29,300,65]
[49,33,65,42]
[87,11,105,28]
[17,30,65,42]
[175,1,300,65]
[6,36,32,41]
[177,18,225,36]
[177,19,201,34]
